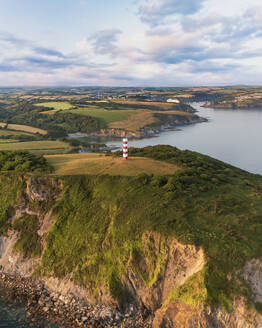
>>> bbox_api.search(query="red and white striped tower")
[123,138,128,160]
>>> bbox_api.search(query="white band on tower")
[123,138,128,160]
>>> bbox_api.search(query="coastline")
[85,115,208,141]
[0,270,152,328]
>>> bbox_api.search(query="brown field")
[0,129,34,137]
[111,100,175,109]
[0,123,47,135]
[176,94,194,98]
[158,110,192,116]
[46,153,179,176]
[109,111,157,131]
[109,110,192,131]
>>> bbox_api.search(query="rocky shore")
[0,270,152,328]
[87,116,208,140]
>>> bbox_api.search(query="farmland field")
[109,110,193,131]
[0,123,47,135]
[0,139,18,144]
[64,107,140,124]
[35,101,73,110]
[0,140,71,154]
[111,100,175,109]
[109,111,157,131]
[46,153,179,176]
[0,129,35,137]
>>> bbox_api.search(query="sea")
[105,103,262,175]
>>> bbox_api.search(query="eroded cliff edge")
[0,146,262,327]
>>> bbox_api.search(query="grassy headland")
[0,146,261,314]
[45,153,179,176]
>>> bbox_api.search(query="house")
[167,98,180,103]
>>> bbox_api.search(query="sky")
[0,0,262,87]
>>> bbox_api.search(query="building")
[167,98,180,103]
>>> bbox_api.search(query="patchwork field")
[0,123,47,135]
[0,140,71,155]
[46,153,179,176]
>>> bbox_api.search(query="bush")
[0,151,53,173]
[13,215,42,258]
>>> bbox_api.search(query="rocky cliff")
[0,146,262,327]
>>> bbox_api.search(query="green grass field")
[64,107,140,124]
[46,153,179,176]
[0,140,72,155]
[35,101,73,110]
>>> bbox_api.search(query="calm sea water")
[106,103,262,174]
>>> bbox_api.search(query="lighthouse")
[123,138,128,160]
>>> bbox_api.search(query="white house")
[167,98,180,103]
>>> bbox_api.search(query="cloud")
[1,1,262,86]
[0,31,81,75]
[33,47,65,58]
[138,0,205,26]
[0,63,18,72]
[89,29,122,56]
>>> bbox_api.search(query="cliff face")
[0,175,261,327]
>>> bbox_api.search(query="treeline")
[0,132,39,142]
[0,151,53,173]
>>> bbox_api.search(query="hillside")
[45,153,179,176]
[0,146,261,327]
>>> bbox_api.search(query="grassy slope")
[109,111,157,131]
[45,153,179,176]
[64,107,140,124]
[109,110,194,131]
[0,140,72,155]
[1,145,262,312]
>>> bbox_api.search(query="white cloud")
[1,1,262,86]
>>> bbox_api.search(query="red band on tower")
[123,138,128,160]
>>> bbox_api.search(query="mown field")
[0,140,72,155]
[0,123,47,135]
[46,153,179,176]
